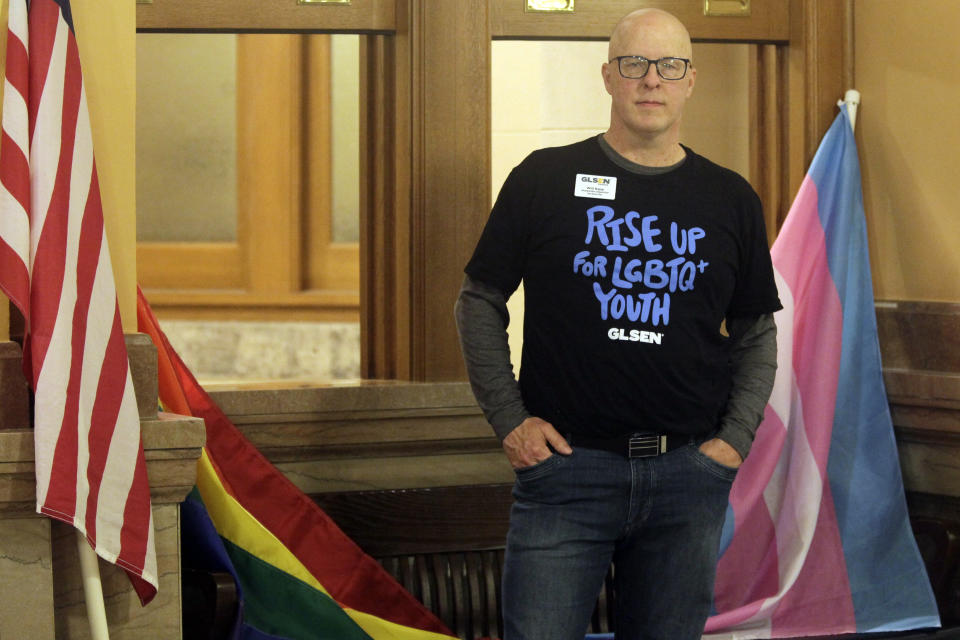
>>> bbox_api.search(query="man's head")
[602,9,696,150]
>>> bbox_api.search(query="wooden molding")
[137,242,244,290]
[491,0,789,42]
[140,289,359,321]
[136,0,396,33]
[749,44,784,241]
[361,0,491,381]
[237,34,304,294]
[360,34,410,379]
[786,0,849,192]
[410,0,492,381]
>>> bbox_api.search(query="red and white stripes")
[0,0,157,604]
[0,0,31,314]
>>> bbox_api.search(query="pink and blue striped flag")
[705,105,940,637]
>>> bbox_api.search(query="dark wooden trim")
[136,289,359,321]
[362,0,491,381]
[879,301,960,501]
[415,0,492,381]
[136,0,395,33]
[749,44,784,242]
[313,484,513,555]
[843,0,855,91]
[794,0,848,175]
[879,301,960,365]
[779,0,850,226]
[490,0,789,42]
[360,33,411,379]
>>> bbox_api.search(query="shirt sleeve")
[463,163,533,297]
[727,187,782,318]
[454,274,530,441]
[716,313,778,460]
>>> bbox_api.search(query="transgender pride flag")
[705,104,940,637]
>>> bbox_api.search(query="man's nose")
[639,65,660,87]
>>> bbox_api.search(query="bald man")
[456,9,781,639]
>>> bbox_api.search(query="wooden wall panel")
[237,35,303,294]
[749,44,783,241]
[784,0,849,200]
[136,0,395,33]
[361,0,490,381]
[491,0,789,42]
[415,0,492,381]
[360,34,410,379]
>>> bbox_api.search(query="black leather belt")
[568,432,687,459]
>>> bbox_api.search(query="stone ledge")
[206,381,508,494]
[0,413,205,517]
[210,381,500,462]
[0,335,159,431]
[207,379,480,416]
[127,333,159,420]
[207,381,494,459]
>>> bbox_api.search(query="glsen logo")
[607,327,663,344]
[581,175,612,185]
[574,174,617,200]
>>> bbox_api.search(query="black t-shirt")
[465,137,782,439]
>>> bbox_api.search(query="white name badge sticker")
[574,174,617,200]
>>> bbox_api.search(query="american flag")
[0,0,157,604]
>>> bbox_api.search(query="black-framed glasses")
[611,55,691,80]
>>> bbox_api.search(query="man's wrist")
[491,409,532,441]
[700,437,743,467]
[716,423,752,461]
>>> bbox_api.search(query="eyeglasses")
[611,55,691,80]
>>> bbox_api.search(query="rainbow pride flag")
[137,289,459,640]
[705,105,940,637]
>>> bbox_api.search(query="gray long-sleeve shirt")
[455,274,777,461]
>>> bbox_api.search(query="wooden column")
[749,43,784,242]
[783,0,850,205]
[361,0,491,381]
[746,0,850,236]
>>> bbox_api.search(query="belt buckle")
[628,433,666,458]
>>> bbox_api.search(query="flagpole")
[77,531,111,639]
[837,89,861,132]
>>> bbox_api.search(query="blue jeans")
[501,442,736,640]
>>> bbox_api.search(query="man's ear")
[601,61,615,96]
[685,65,697,98]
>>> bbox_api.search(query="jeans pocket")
[514,452,564,482]
[687,445,739,482]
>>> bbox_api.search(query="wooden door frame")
[359,0,492,381]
